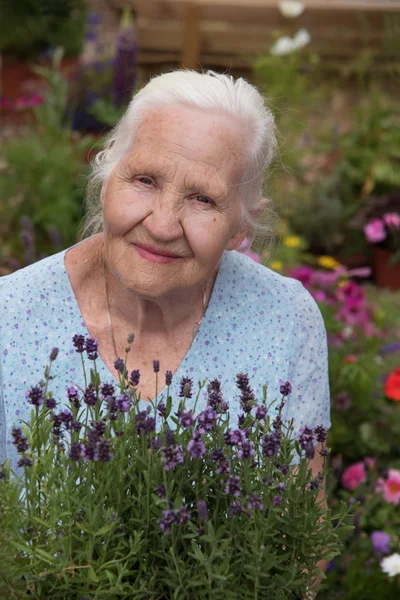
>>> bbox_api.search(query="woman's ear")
[100,180,108,206]
[250,197,269,220]
[226,227,246,252]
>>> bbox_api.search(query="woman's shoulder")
[0,249,71,324]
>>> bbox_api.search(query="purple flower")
[187,437,206,458]
[116,393,131,413]
[379,342,400,355]
[176,507,191,525]
[237,440,255,459]
[280,381,292,397]
[224,429,247,446]
[262,432,281,457]
[154,484,166,498]
[298,427,316,459]
[314,424,327,443]
[179,409,194,429]
[158,402,167,418]
[85,337,98,360]
[17,456,33,468]
[11,427,29,453]
[114,358,125,374]
[230,500,244,516]
[69,442,84,461]
[152,437,162,450]
[364,219,386,243]
[255,404,267,420]
[236,372,256,413]
[84,384,97,407]
[161,444,184,470]
[49,347,59,361]
[165,370,173,386]
[273,495,283,506]
[159,509,177,533]
[153,360,160,373]
[26,385,44,407]
[134,410,156,435]
[179,377,193,398]
[247,494,264,511]
[113,8,139,108]
[46,397,56,409]
[72,334,85,353]
[207,379,226,411]
[224,476,241,497]
[96,438,113,462]
[130,369,140,386]
[371,531,391,555]
[334,392,351,411]
[197,407,216,432]
[100,382,115,397]
[197,499,208,521]
[67,385,80,408]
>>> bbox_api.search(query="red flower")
[343,354,358,364]
[385,367,400,401]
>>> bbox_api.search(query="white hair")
[80,69,278,246]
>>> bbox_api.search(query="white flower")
[279,1,305,19]
[270,28,311,56]
[381,553,400,577]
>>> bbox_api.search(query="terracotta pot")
[372,246,400,291]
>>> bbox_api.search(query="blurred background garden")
[1,0,400,597]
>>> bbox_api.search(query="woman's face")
[101,104,247,299]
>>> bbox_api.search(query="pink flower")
[383,213,400,229]
[376,469,400,505]
[364,219,386,243]
[341,461,366,490]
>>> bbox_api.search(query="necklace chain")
[103,261,207,360]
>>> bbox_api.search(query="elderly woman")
[0,71,330,483]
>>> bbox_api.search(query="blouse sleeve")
[286,281,331,435]
[0,354,6,465]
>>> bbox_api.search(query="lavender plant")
[0,335,350,599]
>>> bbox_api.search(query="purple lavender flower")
[152,437,162,450]
[46,397,57,409]
[73,334,86,353]
[114,358,125,374]
[69,442,84,461]
[153,360,160,373]
[100,382,115,398]
[379,342,400,355]
[237,440,255,459]
[84,384,97,407]
[280,381,292,397]
[179,409,194,429]
[85,337,98,361]
[298,427,316,459]
[49,347,59,361]
[224,429,247,446]
[247,494,264,511]
[371,531,391,555]
[135,410,156,435]
[11,427,29,453]
[262,432,281,457]
[116,393,131,413]
[197,407,216,432]
[130,369,140,386]
[230,500,244,516]
[197,499,208,521]
[17,456,33,468]
[92,420,107,436]
[164,427,175,446]
[58,410,74,430]
[154,484,166,498]
[161,444,184,470]
[207,379,225,410]
[236,372,256,413]
[159,509,177,533]
[224,476,241,497]
[113,8,139,108]
[188,437,206,458]
[314,424,327,443]
[176,507,191,525]
[158,402,167,418]
[26,385,44,407]
[273,495,283,506]
[67,385,81,408]
[179,377,193,398]
[165,370,173,386]
[96,438,113,462]
[334,392,351,410]
[255,404,267,420]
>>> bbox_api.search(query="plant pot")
[372,246,400,291]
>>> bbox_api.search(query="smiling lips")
[133,243,181,264]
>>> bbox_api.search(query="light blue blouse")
[0,245,331,477]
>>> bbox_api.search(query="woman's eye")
[138,176,153,186]
[195,195,211,205]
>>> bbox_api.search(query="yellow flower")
[283,236,301,248]
[270,260,283,271]
[317,256,341,270]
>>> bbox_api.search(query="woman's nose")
[143,193,183,241]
